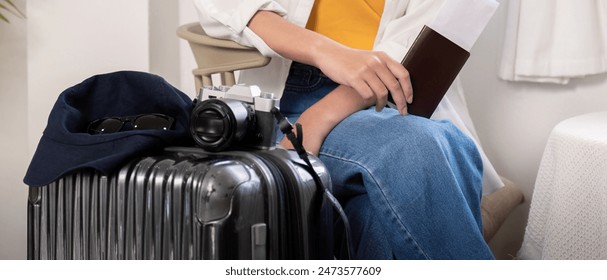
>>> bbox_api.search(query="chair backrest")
[177,22,271,92]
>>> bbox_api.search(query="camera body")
[190,85,279,152]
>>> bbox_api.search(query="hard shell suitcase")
[27,147,333,260]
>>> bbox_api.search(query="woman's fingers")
[316,48,413,114]
[361,72,389,112]
[385,59,413,115]
[367,53,413,115]
[373,58,406,114]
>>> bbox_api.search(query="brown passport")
[390,25,470,118]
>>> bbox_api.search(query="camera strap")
[271,108,355,260]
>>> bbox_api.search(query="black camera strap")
[271,107,355,260]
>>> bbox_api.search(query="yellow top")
[306,0,385,50]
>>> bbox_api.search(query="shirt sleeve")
[193,0,288,57]
[374,0,446,61]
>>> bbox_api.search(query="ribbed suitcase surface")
[27,147,332,260]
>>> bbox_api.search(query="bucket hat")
[24,71,193,187]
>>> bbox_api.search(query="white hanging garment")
[500,0,607,84]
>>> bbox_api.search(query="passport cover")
[391,25,470,118]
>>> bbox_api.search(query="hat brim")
[24,133,172,187]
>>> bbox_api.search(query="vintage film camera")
[190,85,280,152]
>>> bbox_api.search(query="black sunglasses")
[87,113,175,134]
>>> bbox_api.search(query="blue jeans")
[279,62,494,260]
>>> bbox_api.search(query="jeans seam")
[319,151,431,259]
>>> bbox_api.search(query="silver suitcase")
[27,147,333,260]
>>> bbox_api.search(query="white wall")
[27,0,150,153]
[149,0,181,87]
[0,0,28,260]
[177,0,200,96]
[461,0,607,258]
[148,0,198,96]
[0,0,149,259]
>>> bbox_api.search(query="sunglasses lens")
[88,114,174,135]
[133,115,173,130]
[89,118,124,134]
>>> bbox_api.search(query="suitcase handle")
[271,107,355,260]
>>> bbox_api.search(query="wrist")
[279,86,365,155]
[308,36,345,69]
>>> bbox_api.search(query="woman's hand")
[312,45,413,115]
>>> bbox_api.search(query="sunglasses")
[87,113,175,134]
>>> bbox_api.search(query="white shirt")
[194,0,445,96]
[194,0,504,194]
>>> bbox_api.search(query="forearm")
[247,10,340,67]
[280,85,371,155]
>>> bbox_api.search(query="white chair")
[177,22,270,89]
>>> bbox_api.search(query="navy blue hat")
[24,71,194,187]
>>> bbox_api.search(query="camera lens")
[190,98,254,152]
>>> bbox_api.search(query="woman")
[195,0,495,259]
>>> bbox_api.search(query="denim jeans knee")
[318,109,492,259]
